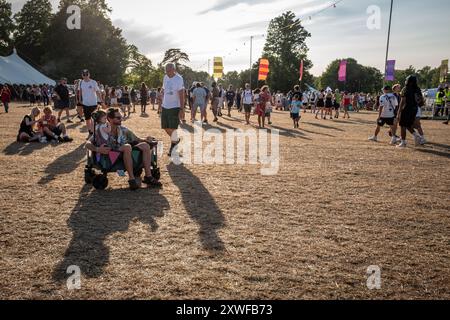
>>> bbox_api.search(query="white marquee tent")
[0,49,56,85]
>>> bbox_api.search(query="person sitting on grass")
[85,108,162,190]
[38,106,73,143]
[17,107,42,143]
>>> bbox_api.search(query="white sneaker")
[390,137,398,145]
[39,137,47,143]
[414,134,421,147]
[397,141,407,148]
[368,136,378,142]
[420,137,427,145]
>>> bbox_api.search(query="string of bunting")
[191,0,345,71]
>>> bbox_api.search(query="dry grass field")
[0,102,449,300]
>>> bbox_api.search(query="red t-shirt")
[1,88,11,102]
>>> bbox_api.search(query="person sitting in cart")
[85,107,161,190]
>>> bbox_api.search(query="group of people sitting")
[17,106,73,143]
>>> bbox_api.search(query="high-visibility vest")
[436,91,443,105]
[445,89,450,101]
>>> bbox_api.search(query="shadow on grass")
[167,163,225,252]
[303,121,345,132]
[38,143,86,185]
[2,141,48,156]
[269,124,312,140]
[53,184,169,281]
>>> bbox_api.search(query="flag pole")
[384,0,394,83]
[249,35,253,88]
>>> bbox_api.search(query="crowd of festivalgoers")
[1,63,449,189]
[2,65,449,162]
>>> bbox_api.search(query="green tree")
[393,65,416,88]
[262,11,313,92]
[124,44,154,86]
[417,66,440,88]
[43,0,128,84]
[221,71,241,89]
[318,58,383,93]
[161,49,190,71]
[0,0,14,56]
[13,0,53,64]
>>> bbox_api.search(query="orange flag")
[258,59,269,81]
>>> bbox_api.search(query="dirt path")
[0,102,449,299]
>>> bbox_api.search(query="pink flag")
[385,60,396,81]
[299,60,304,81]
[338,60,347,82]
[108,151,120,165]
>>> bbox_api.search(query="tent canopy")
[0,49,56,86]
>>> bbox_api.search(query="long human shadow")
[38,144,86,185]
[53,185,170,281]
[416,144,450,159]
[2,141,48,156]
[167,163,225,252]
[269,124,312,140]
[300,127,335,138]
[303,121,345,132]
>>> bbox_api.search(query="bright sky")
[10,0,450,76]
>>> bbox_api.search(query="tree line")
[0,1,441,92]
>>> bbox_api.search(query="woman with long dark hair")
[397,75,423,148]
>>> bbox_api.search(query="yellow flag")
[213,57,224,79]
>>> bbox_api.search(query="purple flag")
[338,60,347,82]
[385,60,396,81]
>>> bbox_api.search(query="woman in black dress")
[397,76,423,148]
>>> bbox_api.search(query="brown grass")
[0,102,449,300]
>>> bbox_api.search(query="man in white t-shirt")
[77,69,102,138]
[161,63,185,156]
[368,85,399,145]
[241,83,253,125]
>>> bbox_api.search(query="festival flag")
[440,59,448,83]
[385,60,396,81]
[108,151,120,166]
[338,60,347,82]
[258,58,269,81]
[299,59,304,81]
[213,57,224,79]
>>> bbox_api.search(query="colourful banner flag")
[338,60,347,82]
[440,59,448,83]
[213,57,224,79]
[385,60,396,81]
[108,151,120,166]
[258,58,269,81]
[299,60,304,81]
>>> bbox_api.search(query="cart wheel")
[151,168,161,181]
[84,168,96,184]
[93,174,108,190]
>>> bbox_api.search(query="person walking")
[161,63,185,157]
[78,69,102,139]
[0,84,11,113]
[241,83,253,125]
[397,76,423,148]
[53,78,73,123]
[211,82,220,123]
[140,83,148,114]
